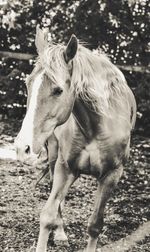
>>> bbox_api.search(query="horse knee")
[88,218,103,238]
[40,208,57,229]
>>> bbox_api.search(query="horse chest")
[77,142,102,175]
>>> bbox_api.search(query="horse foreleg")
[85,165,123,252]
[36,156,77,252]
[54,201,68,244]
[48,135,68,244]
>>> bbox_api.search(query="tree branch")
[0,51,36,60]
[0,51,149,73]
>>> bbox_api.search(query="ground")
[0,119,150,252]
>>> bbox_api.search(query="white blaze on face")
[19,71,44,153]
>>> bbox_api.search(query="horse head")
[15,26,78,163]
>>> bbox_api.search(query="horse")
[15,25,136,252]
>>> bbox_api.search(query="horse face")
[15,29,78,163]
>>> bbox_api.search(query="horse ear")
[64,34,78,63]
[35,24,49,54]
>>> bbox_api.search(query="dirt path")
[101,221,150,252]
[0,121,150,252]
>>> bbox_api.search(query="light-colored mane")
[29,42,136,130]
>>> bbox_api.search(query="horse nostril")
[25,145,30,154]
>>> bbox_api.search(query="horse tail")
[129,90,137,130]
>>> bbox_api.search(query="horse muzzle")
[14,136,43,166]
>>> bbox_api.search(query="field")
[0,119,150,252]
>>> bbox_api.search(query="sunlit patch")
[0,145,16,160]
[100,221,150,252]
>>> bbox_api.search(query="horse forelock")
[39,44,68,85]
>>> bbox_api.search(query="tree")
[0,0,149,134]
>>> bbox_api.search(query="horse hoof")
[54,229,68,245]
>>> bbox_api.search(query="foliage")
[0,0,149,134]
[0,0,149,64]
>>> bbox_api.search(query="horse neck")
[72,98,101,141]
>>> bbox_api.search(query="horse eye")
[52,87,63,96]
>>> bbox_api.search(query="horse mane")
[72,45,136,130]
[35,42,136,130]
